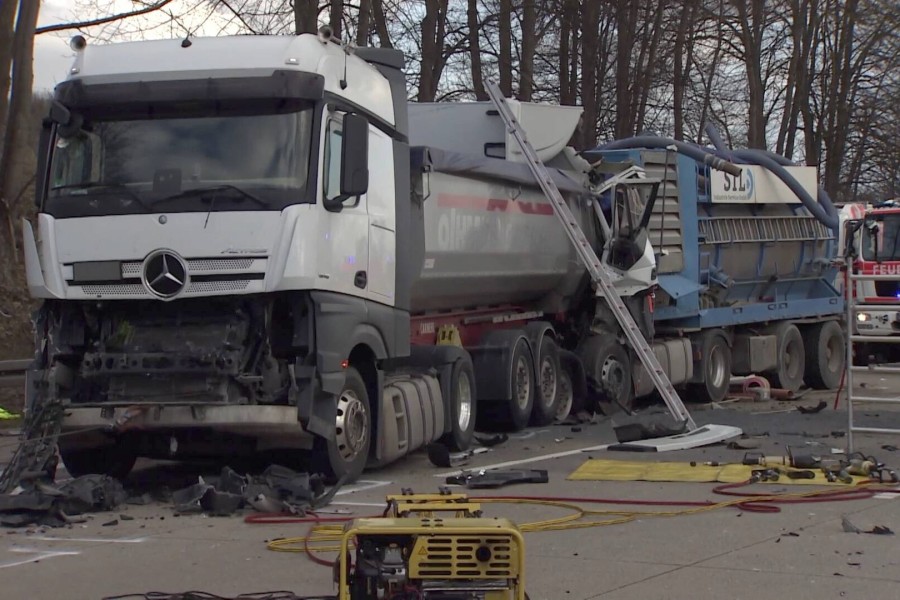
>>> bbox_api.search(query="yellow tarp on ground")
[567,458,867,485]
[0,406,20,420]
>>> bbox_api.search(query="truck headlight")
[857,312,870,322]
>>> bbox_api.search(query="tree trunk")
[734,0,768,149]
[357,0,372,46]
[0,0,17,138]
[498,0,513,97]
[293,0,318,34]
[581,0,600,149]
[613,2,638,139]
[371,0,393,48]
[417,0,449,102]
[467,0,487,100]
[0,0,40,278]
[673,0,697,141]
[559,0,571,104]
[518,0,536,101]
[330,0,342,39]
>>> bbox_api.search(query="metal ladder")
[485,82,696,429]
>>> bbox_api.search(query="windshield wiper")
[51,182,153,213]
[154,185,270,208]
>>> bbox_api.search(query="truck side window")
[323,116,343,200]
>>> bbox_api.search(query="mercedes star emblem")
[142,249,189,299]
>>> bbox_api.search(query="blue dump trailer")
[586,140,844,403]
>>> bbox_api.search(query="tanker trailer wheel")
[688,330,732,403]
[554,351,588,422]
[530,335,562,426]
[579,336,633,412]
[58,440,137,481]
[766,322,806,392]
[439,353,478,451]
[311,366,371,482]
[803,321,845,389]
[476,334,536,431]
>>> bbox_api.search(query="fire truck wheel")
[767,322,806,392]
[804,321,845,389]
[312,366,371,483]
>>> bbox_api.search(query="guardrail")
[0,359,30,389]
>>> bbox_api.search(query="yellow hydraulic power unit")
[334,492,526,599]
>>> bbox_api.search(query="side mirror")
[48,101,71,126]
[340,113,368,197]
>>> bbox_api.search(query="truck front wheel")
[440,355,477,451]
[580,336,633,412]
[313,366,371,482]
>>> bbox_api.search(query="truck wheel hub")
[457,371,473,431]
[514,356,531,409]
[336,390,367,460]
[601,356,626,398]
[540,356,557,402]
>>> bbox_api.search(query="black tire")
[481,335,535,431]
[767,323,806,391]
[579,335,633,412]
[440,354,477,451]
[311,366,371,482]
[555,351,587,421]
[804,321,845,389]
[530,335,561,426]
[688,330,732,403]
[59,443,137,481]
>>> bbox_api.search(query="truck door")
[318,111,369,298]
[365,127,397,304]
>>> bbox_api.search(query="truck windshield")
[45,108,314,217]
[862,214,900,261]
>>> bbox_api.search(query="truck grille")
[80,280,251,297]
[410,535,518,579]
[121,258,256,276]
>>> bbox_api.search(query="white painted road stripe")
[435,443,610,477]
[31,536,148,544]
[1,548,81,569]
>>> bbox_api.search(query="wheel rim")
[707,344,727,389]
[784,338,802,380]
[515,355,531,410]
[825,330,843,372]
[555,369,574,421]
[540,354,558,406]
[335,389,367,461]
[601,355,627,400]
[457,371,473,431]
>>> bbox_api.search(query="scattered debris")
[102,519,119,527]
[882,445,898,452]
[425,443,490,468]
[796,401,827,415]
[842,516,895,535]
[0,406,20,420]
[727,439,761,450]
[0,474,127,528]
[473,433,508,448]
[446,469,549,489]
[171,465,344,517]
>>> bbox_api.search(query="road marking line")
[435,443,610,477]
[335,480,391,495]
[0,548,80,569]
[332,501,387,508]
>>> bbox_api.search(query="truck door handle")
[354,271,367,289]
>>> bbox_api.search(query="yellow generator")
[334,492,527,599]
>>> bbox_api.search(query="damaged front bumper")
[60,404,314,452]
